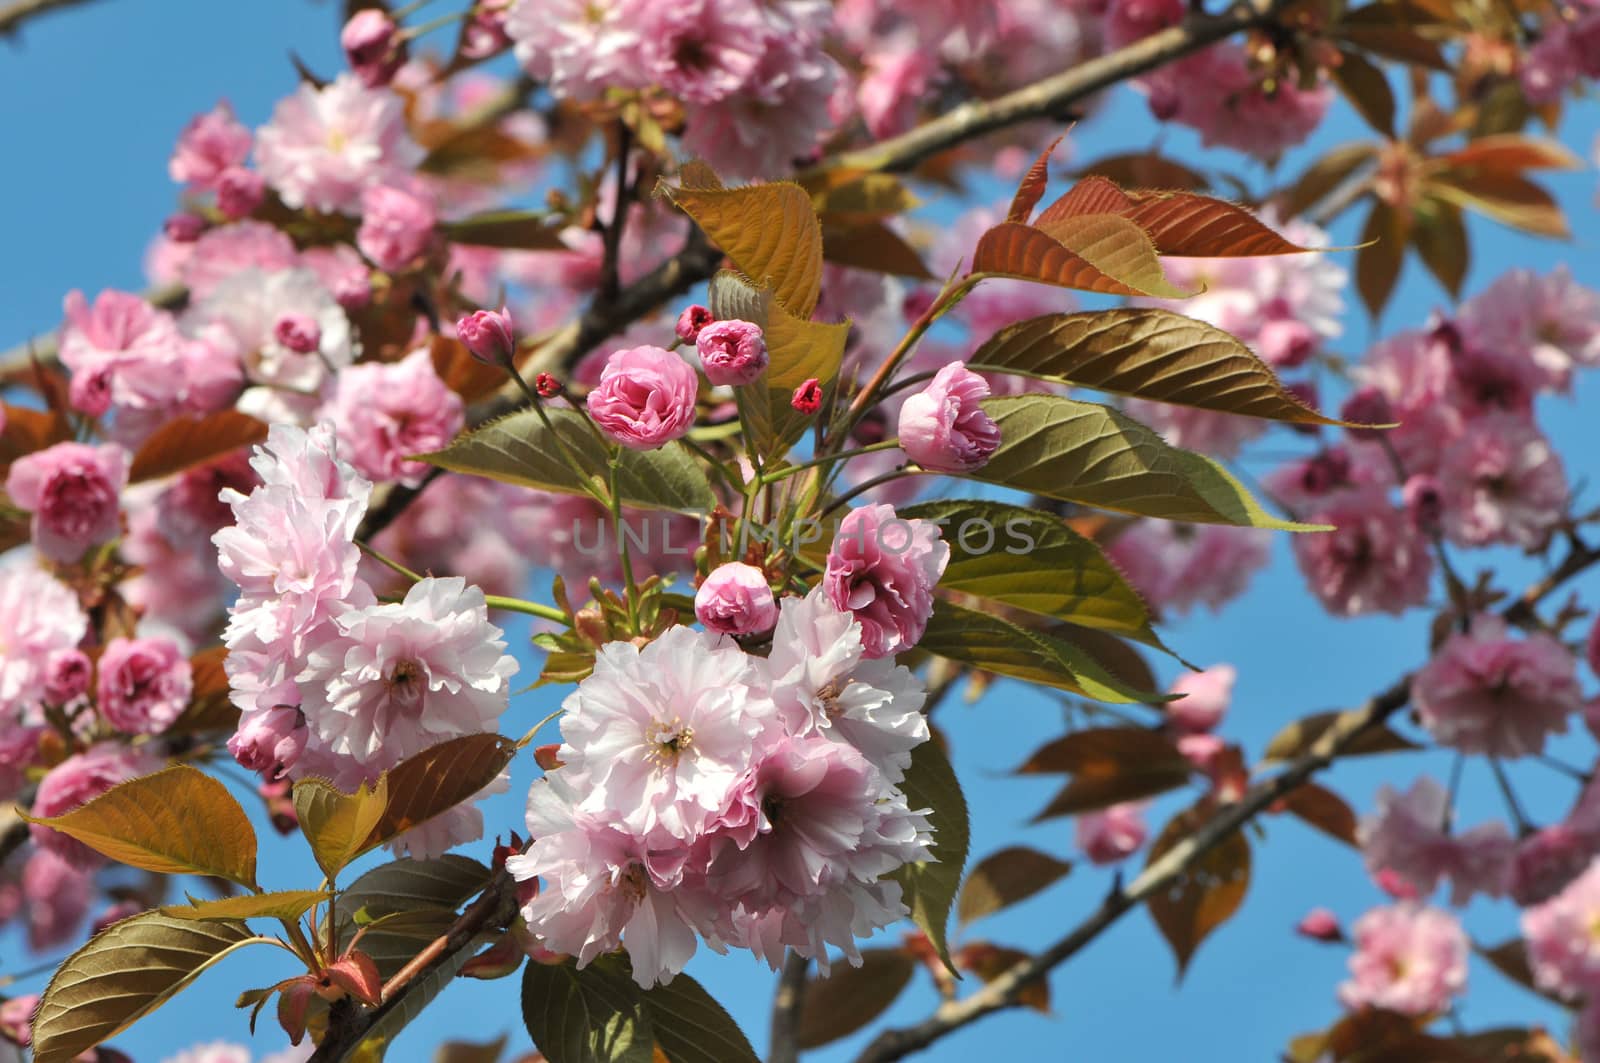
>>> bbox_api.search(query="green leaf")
[1018,728,1192,819]
[294,775,390,880]
[334,856,490,977]
[359,734,517,857]
[161,890,330,921]
[643,971,762,1063]
[889,739,969,973]
[972,217,1196,299]
[441,210,569,251]
[918,601,1160,703]
[659,177,824,317]
[1146,801,1251,978]
[21,765,258,889]
[32,912,261,1063]
[956,847,1074,926]
[521,959,654,1063]
[794,949,917,1049]
[342,931,483,1063]
[901,500,1159,645]
[973,395,1323,531]
[419,408,716,514]
[968,310,1354,428]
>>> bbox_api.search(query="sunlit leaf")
[1007,136,1067,223]
[955,944,1051,1013]
[32,912,260,1063]
[644,972,761,1063]
[127,411,269,484]
[660,178,823,317]
[970,310,1355,427]
[808,172,919,225]
[1427,169,1568,238]
[521,959,653,1063]
[419,408,716,514]
[902,499,1159,644]
[973,395,1322,530]
[161,890,330,921]
[794,949,916,1049]
[919,601,1162,704]
[972,218,1195,299]
[1075,153,1209,192]
[1035,178,1318,257]
[294,775,391,880]
[21,765,258,888]
[889,738,970,972]
[957,847,1073,925]
[1439,133,1583,174]
[360,734,516,856]
[1146,801,1251,977]
[1262,710,1419,761]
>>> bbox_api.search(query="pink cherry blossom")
[321,348,464,487]
[43,648,92,706]
[506,0,649,101]
[1076,801,1148,865]
[695,562,778,636]
[1338,904,1467,1015]
[1292,486,1433,618]
[169,101,252,190]
[586,346,700,450]
[178,221,298,299]
[298,577,517,767]
[357,179,438,273]
[5,442,129,563]
[58,288,189,433]
[634,0,767,104]
[28,744,154,868]
[1438,413,1568,550]
[824,504,949,659]
[1107,520,1271,618]
[0,563,88,712]
[680,34,840,179]
[254,73,424,213]
[1509,823,1600,907]
[696,319,769,386]
[857,45,941,139]
[1357,776,1513,905]
[1458,267,1600,390]
[1412,615,1580,758]
[1522,860,1600,999]
[96,636,193,735]
[22,848,93,952]
[897,361,1001,473]
[1166,665,1235,734]
[675,304,713,344]
[216,165,267,220]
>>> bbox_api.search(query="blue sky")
[2,2,1600,1060]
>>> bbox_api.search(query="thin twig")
[768,950,811,1063]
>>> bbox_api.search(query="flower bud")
[457,307,516,365]
[1296,907,1343,943]
[791,377,823,414]
[696,319,769,386]
[43,648,92,705]
[1168,666,1234,733]
[341,8,403,88]
[694,562,778,636]
[675,304,714,345]
[535,372,561,398]
[216,166,266,220]
[163,212,206,243]
[898,361,1001,473]
[533,743,565,772]
[228,705,308,780]
[274,313,322,355]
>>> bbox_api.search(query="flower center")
[816,680,844,720]
[386,658,426,708]
[645,716,694,765]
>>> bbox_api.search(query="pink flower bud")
[586,346,699,450]
[462,0,513,59]
[791,378,823,414]
[1166,664,1235,734]
[274,313,322,354]
[1296,907,1343,943]
[216,165,266,220]
[675,303,714,344]
[96,636,192,735]
[694,562,778,636]
[68,366,113,417]
[457,307,516,365]
[163,212,206,243]
[1257,317,1318,368]
[1374,867,1421,900]
[1402,474,1443,534]
[1076,802,1148,865]
[897,361,1001,473]
[696,319,769,386]
[1341,385,1395,440]
[228,704,308,780]
[43,649,91,705]
[341,8,403,88]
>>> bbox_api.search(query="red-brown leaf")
[972,219,1194,299]
[1145,801,1251,977]
[128,411,269,483]
[1007,135,1067,224]
[1280,783,1360,846]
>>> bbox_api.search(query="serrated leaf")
[643,972,761,1063]
[794,949,916,1049]
[127,411,269,483]
[334,855,490,976]
[1280,783,1359,846]
[957,847,1073,925]
[970,309,1353,427]
[1020,728,1192,819]
[973,395,1322,530]
[161,889,330,921]
[1427,169,1568,238]
[166,646,239,736]
[1262,710,1419,761]
[522,959,653,1063]
[1411,198,1469,297]
[918,601,1160,703]
[442,210,568,250]
[32,912,260,1063]
[889,738,969,972]
[1035,178,1318,257]
[660,178,823,317]
[294,775,390,880]
[419,407,715,514]
[1356,201,1407,319]
[21,765,258,888]
[901,499,1158,644]
[1145,801,1251,978]
[972,218,1194,299]
[1007,136,1066,223]
[1332,48,1396,137]
[360,734,516,856]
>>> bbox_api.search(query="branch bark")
[0,0,101,36]
[851,537,1600,1063]
[768,950,811,1063]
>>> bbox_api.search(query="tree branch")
[0,0,101,37]
[853,536,1600,1063]
[768,950,811,1063]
